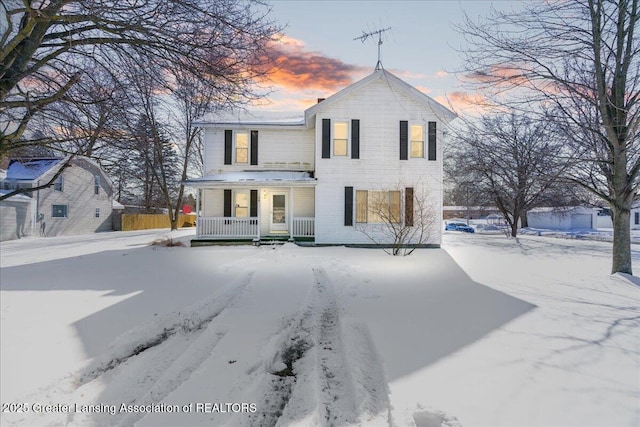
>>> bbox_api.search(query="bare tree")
[458,0,639,274]
[355,184,438,256]
[163,69,226,229]
[449,112,569,237]
[1,0,278,160]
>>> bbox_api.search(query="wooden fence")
[121,214,196,231]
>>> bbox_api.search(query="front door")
[270,193,288,233]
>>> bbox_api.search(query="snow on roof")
[194,110,305,127]
[0,189,32,202]
[112,200,125,210]
[529,206,598,214]
[184,171,316,187]
[6,158,61,180]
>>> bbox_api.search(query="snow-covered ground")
[1,230,638,427]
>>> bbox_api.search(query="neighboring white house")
[527,206,599,231]
[186,69,457,245]
[0,157,114,241]
[597,202,640,230]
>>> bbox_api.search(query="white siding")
[203,127,314,175]
[36,159,113,237]
[313,78,444,245]
[202,189,225,216]
[293,187,314,217]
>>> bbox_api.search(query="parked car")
[445,222,475,233]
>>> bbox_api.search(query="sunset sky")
[256,0,525,114]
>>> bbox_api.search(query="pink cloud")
[260,35,369,92]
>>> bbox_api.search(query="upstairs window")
[54,175,64,192]
[411,125,424,158]
[333,121,348,156]
[94,175,100,195]
[235,132,249,164]
[95,207,100,218]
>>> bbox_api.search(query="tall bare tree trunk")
[612,208,632,274]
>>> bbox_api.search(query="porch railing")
[197,216,315,238]
[198,217,258,238]
[292,217,315,237]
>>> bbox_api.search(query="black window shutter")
[428,122,437,161]
[223,189,232,217]
[250,130,258,165]
[344,186,353,226]
[351,119,360,159]
[250,190,258,217]
[224,130,232,165]
[322,119,331,159]
[400,121,408,160]
[405,187,414,226]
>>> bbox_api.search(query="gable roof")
[304,68,457,126]
[3,157,113,188]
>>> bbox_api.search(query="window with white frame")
[356,190,401,224]
[95,207,100,218]
[94,175,100,195]
[234,191,249,217]
[52,204,68,218]
[235,132,249,164]
[333,121,348,156]
[410,124,424,158]
[54,175,64,191]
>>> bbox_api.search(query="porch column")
[290,186,294,236]
[257,188,261,241]
[195,188,201,237]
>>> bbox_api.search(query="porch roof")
[184,171,316,188]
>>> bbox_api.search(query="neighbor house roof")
[0,189,33,203]
[3,157,113,189]
[5,158,61,180]
[184,171,316,188]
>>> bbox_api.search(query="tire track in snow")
[255,267,392,426]
[69,271,255,426]
[310,267,359,426]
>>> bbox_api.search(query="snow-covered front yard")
[1,230,638,427]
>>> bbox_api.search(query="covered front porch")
[185,172,316,243]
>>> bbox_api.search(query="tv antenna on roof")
[354,27,391,71]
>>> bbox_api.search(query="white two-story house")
[186,69,456,245]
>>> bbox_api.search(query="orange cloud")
[261,35,369,92]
